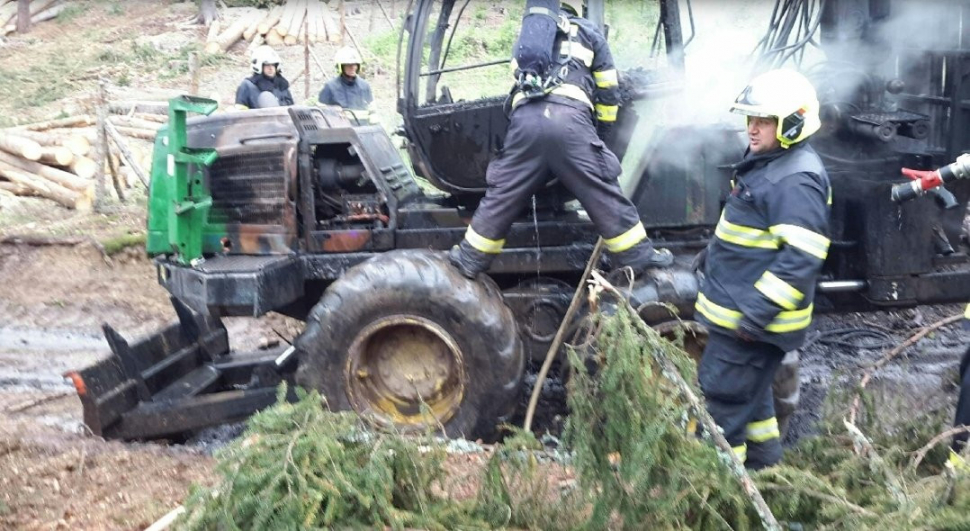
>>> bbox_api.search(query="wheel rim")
[346,315,465,431]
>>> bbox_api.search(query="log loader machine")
[68,0,970,441]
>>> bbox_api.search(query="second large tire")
[294,249,524,440]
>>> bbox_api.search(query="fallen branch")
[12,115,94,131]
[590,270,781,531]
[910,425,970,470]
[758,482,876,517]
[105,121,149,187]
[4,391,71,413]
[847,314,963,425]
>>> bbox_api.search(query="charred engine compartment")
[311,143,389,230]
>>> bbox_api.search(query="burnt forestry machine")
[68,0,970,441]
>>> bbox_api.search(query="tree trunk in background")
[16,0,29,33]
[195,0,219,26]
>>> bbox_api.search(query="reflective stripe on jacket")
[696,143,831,352]
[511,15,619,123]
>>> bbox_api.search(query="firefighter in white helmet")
[695,69,830,469]
[235,45,294,109]
[319,46,374,122]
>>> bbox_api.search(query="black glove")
[596,121,614,142]
[736,317,763,343]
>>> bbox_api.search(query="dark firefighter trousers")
[699,330,784,469]
[954,344,970,456]
[458,99,654,271]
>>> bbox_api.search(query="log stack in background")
[0,104,161,210]
[0,0,77,36]
[206,0,342,53]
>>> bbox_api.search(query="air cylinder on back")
[513,0,561,81]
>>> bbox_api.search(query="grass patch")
[56,4,88,23]
[100,232,147,256]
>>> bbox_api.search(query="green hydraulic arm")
[165,96,219,265]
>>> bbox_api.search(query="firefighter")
[319,46,375,122]
[951,304,970,472]
[234,45,294,110]
[695,69,830,470]
[447,0,673,279]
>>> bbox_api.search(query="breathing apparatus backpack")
[512,0,572,101]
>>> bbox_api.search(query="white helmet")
[730,69,821,148]
[334,46,363,73]
[251,45,282,75]
[560,0,584,17]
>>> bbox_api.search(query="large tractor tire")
[295,249,524,440]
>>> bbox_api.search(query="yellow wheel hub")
[346,315,465,431]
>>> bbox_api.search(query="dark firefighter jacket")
[696,143,832,352]
[234,74,295,109]
[318,75,373,111]
[511,14,619,125]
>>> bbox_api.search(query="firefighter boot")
[448,241,495,279]
[611,244,675,276]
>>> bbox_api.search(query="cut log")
[205,18,221,43]
[114,126,157,141]
[38,146,73,166]
[13,115,95,131]
[286,0,306,41]
[0,161,91,211]
[0,150,93,194]
[110,116,162,131]
[321,3,340,42]
[257,5,282,35]
[277,0,298,37]
[207,11,257,54]
[0,180,34,196]
[69,156,97,180]
[31,3,69,25]
[133,113,167,124]
[243,9,263,41]
[265,26,283,46]
[13,130,91,157]
[309,0,323,44]
[108,101,168,115]
[0,132,42,160]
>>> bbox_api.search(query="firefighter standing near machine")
[695,69,831,470]
[235,45,295,110]
[952,304,970,472]
[319,46,375,123]
[447,0,673,279]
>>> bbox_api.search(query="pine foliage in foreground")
[177,304,970,530]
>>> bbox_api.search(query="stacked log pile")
[0,105,160,211]
[0,0,76,36]
[205,0,342,53]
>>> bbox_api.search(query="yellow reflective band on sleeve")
[746,417,781,443]
[764,304,814,333]
[695,293,743,330]
[464,226,505,254]
[594,69,619,88]
[234,104,249,110]
[949,449,970,473]
[548,83,594,109]
[754,271,805,311]
[770,224,831,260]
[964,303,970,320]
[695,293,814,333]
[595,103,618,122]
[827,187,833,206]
[560,40,595,67]
[732,444,747,462]
[510,57,519,73]
[714,214,780,250]
[603,222,646,253]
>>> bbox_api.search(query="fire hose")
[891,153,970,203]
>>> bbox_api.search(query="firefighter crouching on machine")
[318,46,376,124]
[234,45,295,110]
[695,69,831,470]
[447,0,674,279]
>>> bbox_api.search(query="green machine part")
[145,96,219,265]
